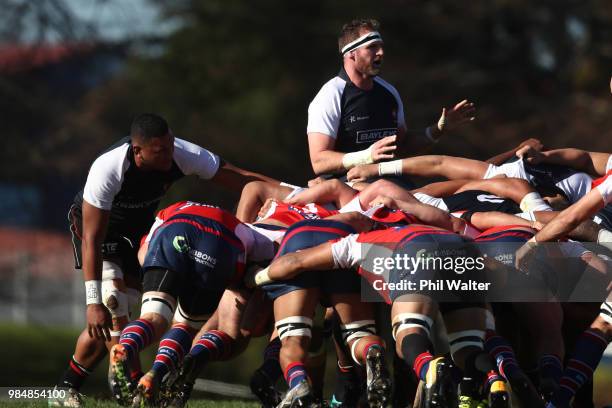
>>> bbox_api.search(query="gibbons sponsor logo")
[172,235,217,267]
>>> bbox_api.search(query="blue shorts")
[263,219,360,301]
[143,216,244,314]
[475,228,533,266]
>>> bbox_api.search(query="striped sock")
[152,323,193,379]
[554,329,609,406]
[120,319,155,361]
[484,330,520,380]
[413,352,434,382]
[284,362,308,389]
[259,337,282,381]
[190,330,233,364]
[538,354,563,387]
[59,355,93,389]
[485,369,505,390]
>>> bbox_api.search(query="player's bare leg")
[332,294,390,408]
[274,288,320,408]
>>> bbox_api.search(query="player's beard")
[358,59,382,77]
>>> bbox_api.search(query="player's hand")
[369,195,397,209]
[514,240,538,272]
[307,176,325,187]
[347,164,378,183]
[86,304,112,341]
[370,135,397,162]
[516,144,544,165]
[438,99,476,132]
[517,137,543,152]
[258,198,277,219]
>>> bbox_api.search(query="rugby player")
[106,201,275,406]
[51,113,276,408]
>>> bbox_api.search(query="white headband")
[341,31,383,56]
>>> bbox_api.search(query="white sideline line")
[193,379,256,400]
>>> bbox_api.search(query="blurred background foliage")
[1,0,611,223]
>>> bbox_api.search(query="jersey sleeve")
[82,143,130,210]
[596,176,612,205]
[331,234,361,268]
[307,77,345,138]
[606,154,612,173]
[483,160,529,180]
[173,137,221,179]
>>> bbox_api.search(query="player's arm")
[308,132,397,175]
[247,241,337,286]
[348,154,488,183]
[467,211,536,231]
[285,178,357,208]
[81,201,112,341]
[211,160,279,193]
[236,181,294,223]
[532,188,606,242]
[369,195,454,231]
[519,148,610,177]
[485,138,543,165]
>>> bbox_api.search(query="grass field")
[1,323,611,407]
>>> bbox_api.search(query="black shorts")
[142,267,225,317]
[68,204,142,279]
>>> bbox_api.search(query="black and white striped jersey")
[73,136,220,240]
[307,67,406,153]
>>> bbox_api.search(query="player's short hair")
[338,19,380,53]
[130,113,169,142]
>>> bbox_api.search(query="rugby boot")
[422,357,457,408]
[109,344,133,405]
[364,347,391,407]
[48,386,83,408]
[505,371,545,408]
[488,377,511,408]
[132,370,160,407]
[277,379,319,408]
[250,366,282,408]
[164,380,194,408]
[539,376,560,404]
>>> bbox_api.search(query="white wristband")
[342,146,374,169]
[378,160,403,176]
[85,280,102,305]
[254,266,273,286]
[598,229,612,251]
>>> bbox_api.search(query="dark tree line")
[1,0,612,219]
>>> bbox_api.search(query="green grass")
[1,323,611,406]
